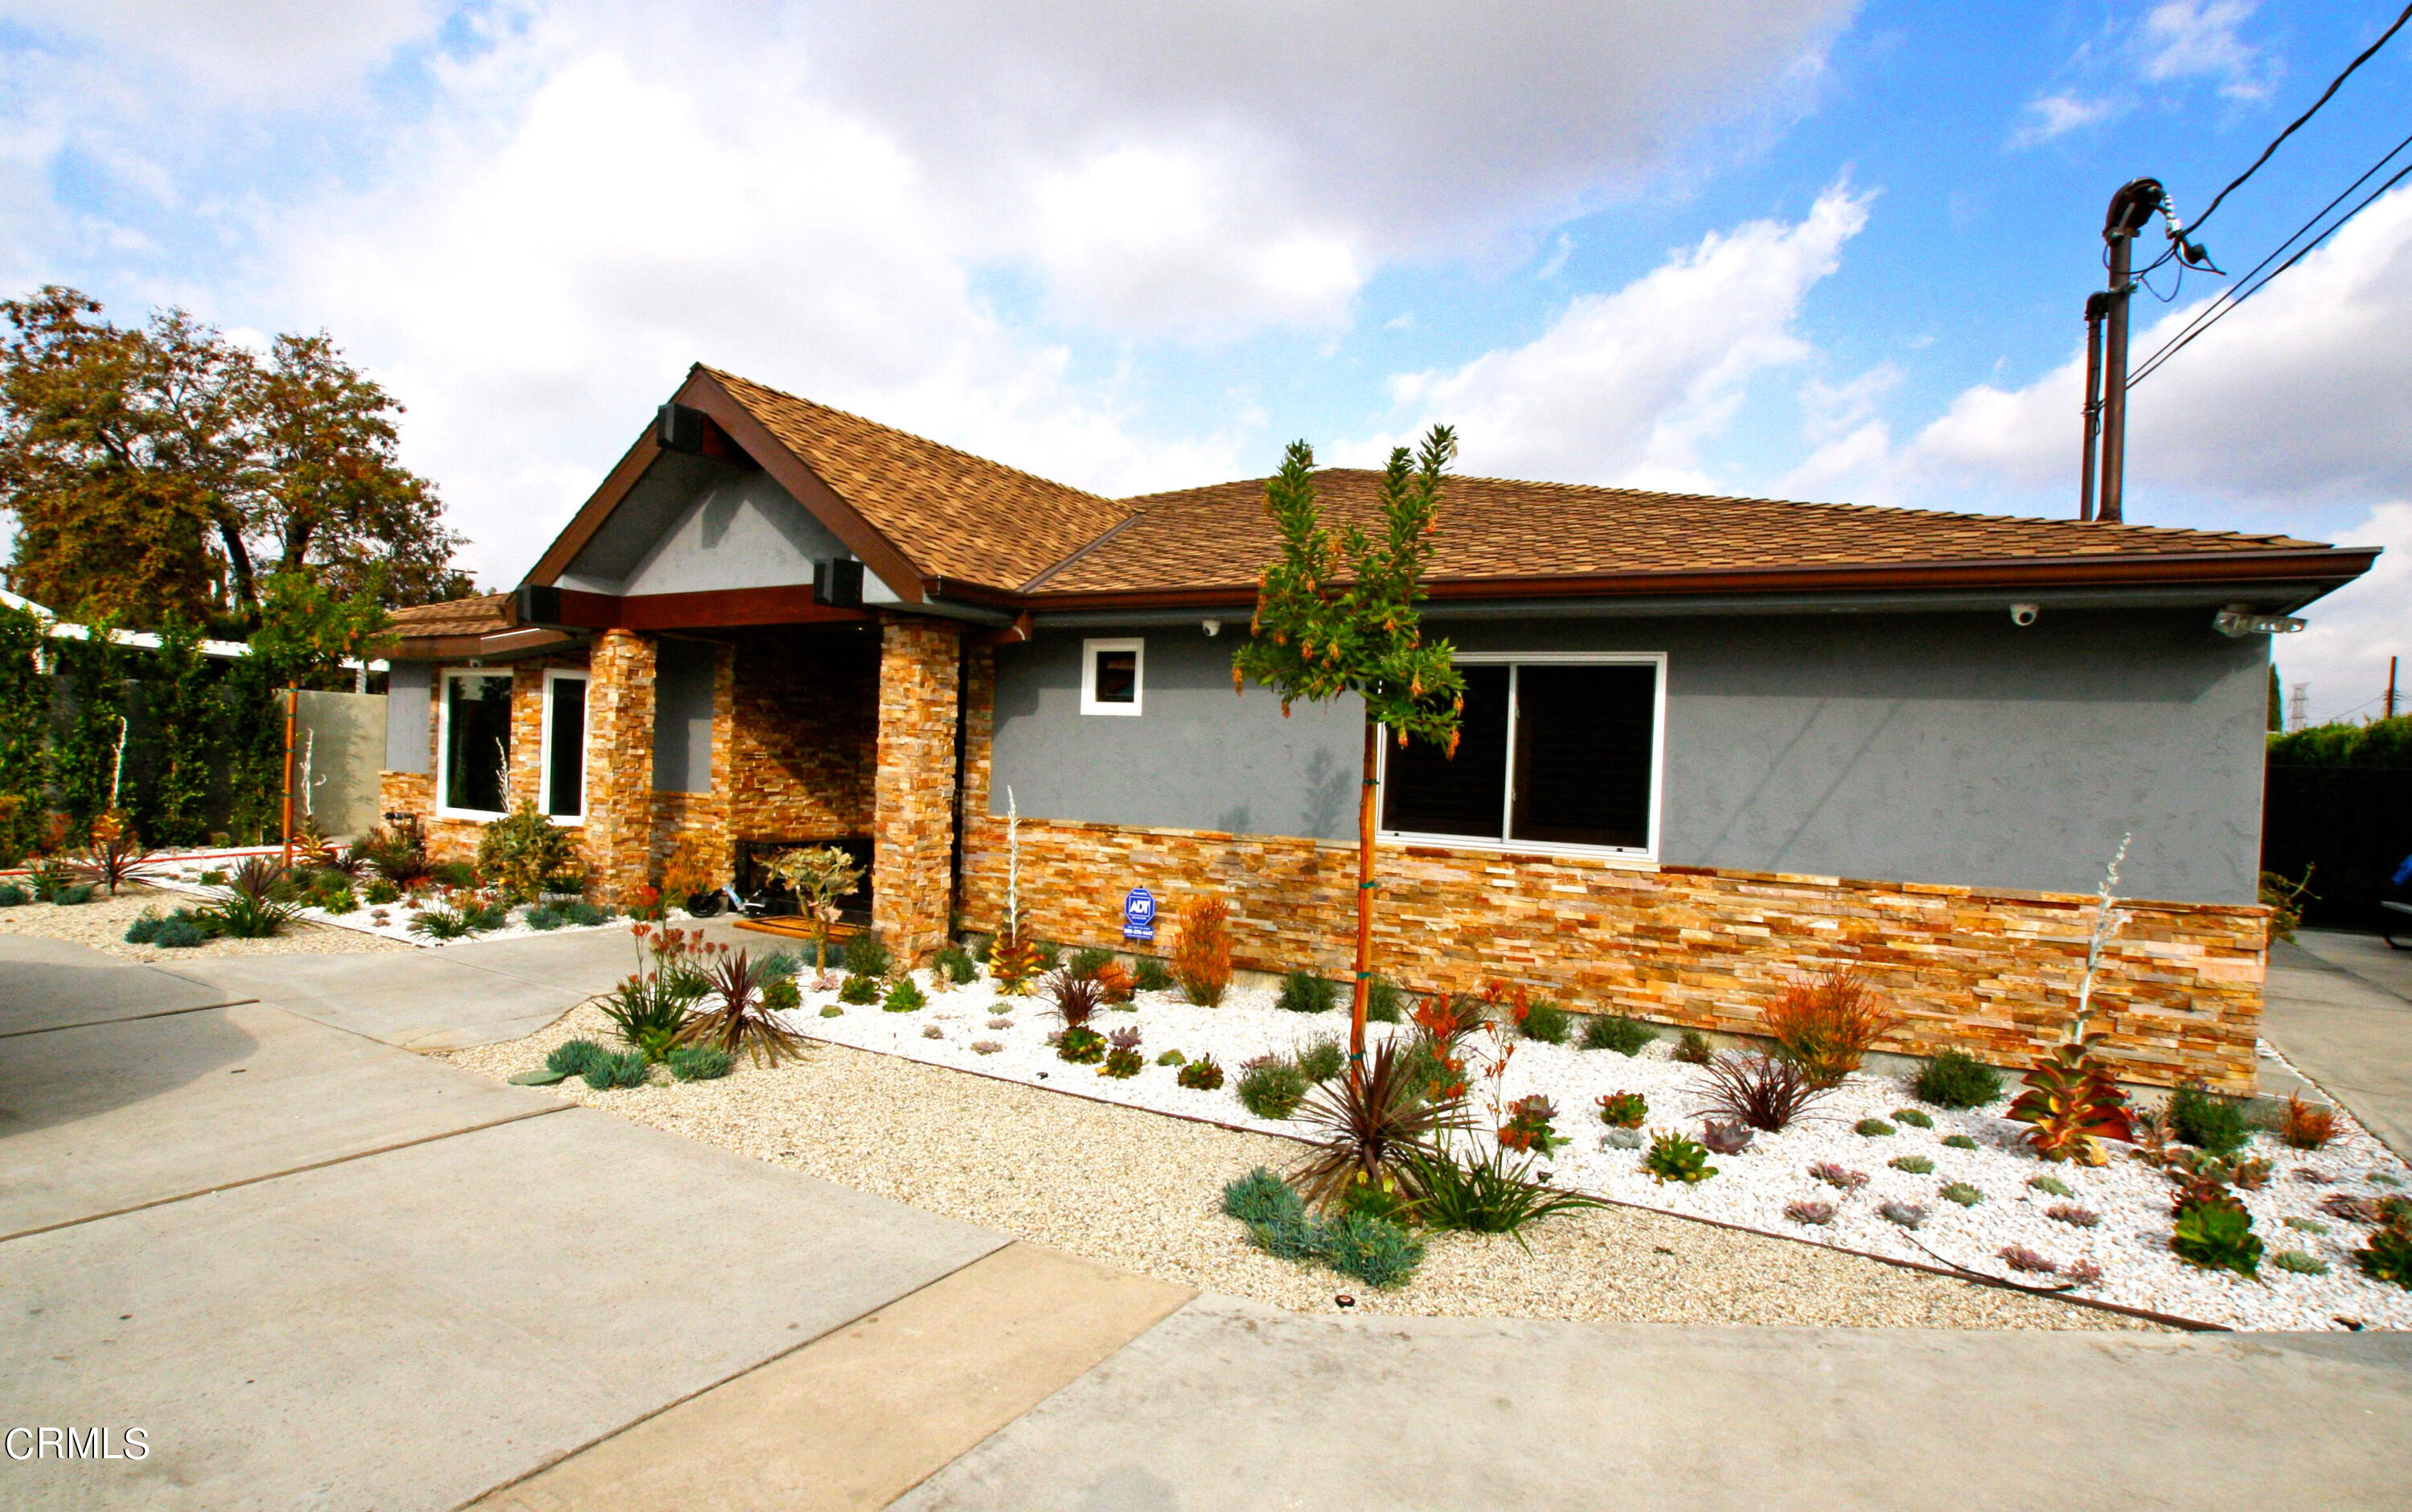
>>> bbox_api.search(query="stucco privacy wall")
[988,608,2270,904]
[963,640,2268,1092]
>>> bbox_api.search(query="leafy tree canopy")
[0,286,471,633]
[1232,428,1466,750]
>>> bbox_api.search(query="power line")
[2127,139,2412,387]
[2184,2,2412,238]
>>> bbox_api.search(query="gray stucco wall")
[988,608,2270,904]
[557,454,847,596]
[384,662,432,774]
[297,690,387,837]
[653,640,716,793]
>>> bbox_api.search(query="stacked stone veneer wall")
[583,629,658,904]
[956,646,2263,1092]
[872,617,961,962]
[724,627,877,846]
[381,654,591,862]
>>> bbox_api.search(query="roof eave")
[1011,545,2381,616]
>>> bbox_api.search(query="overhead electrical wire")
[2184,1,2412,237]
[2125,2,2412,283]
[2127,133,2412,387]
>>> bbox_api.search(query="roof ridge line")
[699,363,1118,506]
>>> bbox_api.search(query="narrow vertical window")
[542,671,589,822]
[1081,637,1144,716]
[441,671,514,817]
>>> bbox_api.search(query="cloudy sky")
[3,0,2408,722]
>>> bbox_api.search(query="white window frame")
[1080,637,1146,717]
[1376,650,1667,867]
[537,668,591,826]
[436,666,516,821]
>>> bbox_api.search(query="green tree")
[50,617,134,838]
[0,286,470,631]
[0,600,48,861]
[142,618,221,846]
[1232,428,1465,1072]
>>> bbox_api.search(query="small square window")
[1081,637,1144,716]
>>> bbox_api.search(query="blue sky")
[3,0,2408,720]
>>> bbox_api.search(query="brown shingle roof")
[1027,471,2337,598]
[704,367,1134,592]
[387,593,512,637]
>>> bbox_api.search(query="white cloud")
[2273,502,2411,727]
[1356,183,1872,486]
[0,0,444,102]
[1909,185,2412,506]
[2139,1,2275,100]
[2009,91,2119,148]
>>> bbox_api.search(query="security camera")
[2009,603,2040,628]
[1201,619,1221,637]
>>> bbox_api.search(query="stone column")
[872,616,962,962]
[582,629,658,906]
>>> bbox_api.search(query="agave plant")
[677,949,806,1067]
[1290,1039,1464,1210]
[2005,1031,2134,1166]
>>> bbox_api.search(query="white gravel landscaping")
[138,851,649,949]
[780,963,2412,1334]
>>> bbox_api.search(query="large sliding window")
[539,670,589,822]
[439,670,514,818]
[1380,654,1664,858]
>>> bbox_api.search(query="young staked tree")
[1233,426,1464,1075]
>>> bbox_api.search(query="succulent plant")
[2271,1249,2330,1276]
[1809,1162,1868,1191]
[2047,1203,2101,1227]
[1643,1130,1718,1184]
[1942,1134,1979,1151]
[1892,1108,1934,1129]
[1594,1091,1648,1129]
[1854,1118,1896,1137]
[1941,1182,1984,1207]
[1997,1245,2057,1275]
[2028,1174,2075,1198]
[2006,1031,2134,1166]
[1785,1199,1837,1226]
[971,1039,1004,1055]
[1888,1155,1934,1174]
[1699,1118,1754,1155]
[1880,1201,1927,1229]
[1176,1055,1226,1091]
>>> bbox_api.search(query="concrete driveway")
[7,935,2412,1509]
[2267,930,2412,1158]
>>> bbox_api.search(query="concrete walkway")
[2266,931,2412,1158]
[8,937,2412,1508]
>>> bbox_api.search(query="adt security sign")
[1122,887,1157,943]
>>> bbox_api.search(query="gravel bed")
[449,1000,2156,1332]
[0,883,415,962]
[144,858,644,950]
[767,969,2412,1332]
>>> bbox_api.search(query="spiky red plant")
[679,948,805,1067]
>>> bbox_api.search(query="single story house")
[380,365,2377,1092]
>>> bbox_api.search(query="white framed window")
[539,669,590,824]
[1080,637,1145,716]
[1377,651,1667,863]
[437,668,515,819]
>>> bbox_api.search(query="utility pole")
[2389,655,2399,720]
[2091,178,2166,525]
[2079,292,2110,522]
[2290,682,2308,733]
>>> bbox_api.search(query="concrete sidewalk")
[2266,933,2412,1158]
[11,940,2412,1510]
[900,1297,2412,1510]
[157,928,645,1050]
